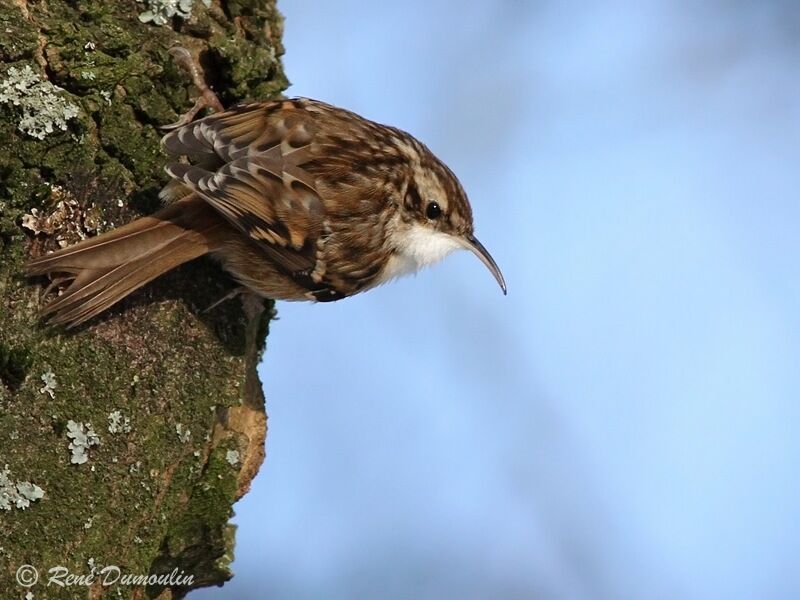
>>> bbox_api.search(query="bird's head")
[385,141,507,295]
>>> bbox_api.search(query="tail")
[26,195,229,328]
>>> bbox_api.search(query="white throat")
[377,224,463,284]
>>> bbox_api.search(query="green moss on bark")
[0,0,285,597]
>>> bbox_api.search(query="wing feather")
[162,101,326,279]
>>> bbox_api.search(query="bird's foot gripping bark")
[161,46,225,130]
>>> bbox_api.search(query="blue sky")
[195,2,800,598]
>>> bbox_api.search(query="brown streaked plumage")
[26,97,505,328]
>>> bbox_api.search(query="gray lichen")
[0,65,80,140]
[107,410,132,434]
[39,370,57,398]
[66,420,101,465]
[175,423,192,444]
[137,0,211,26]
[0,465,45,511]
[225,450,240,466]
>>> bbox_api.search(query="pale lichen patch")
[225,450,239,466]
[21,185,103,247]
[66,420,101,465]
[107,410,132,434]
[0,464,45,510]
[175,423,191,443]
[137,0,211,26]
[0,65,79,139]
[39,370,56,398]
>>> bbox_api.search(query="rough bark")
[0,0,286,597]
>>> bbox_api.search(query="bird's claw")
[202,286,246,314]
[162,46,225,130]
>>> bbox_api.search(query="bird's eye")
[426,201,442,220]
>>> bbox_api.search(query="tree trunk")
[0,0,286,597]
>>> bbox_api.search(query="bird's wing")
[161,101,335,292]
[162,100,319,162]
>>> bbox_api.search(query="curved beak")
[464,235,507,295]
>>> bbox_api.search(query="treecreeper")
[26,48,506,327]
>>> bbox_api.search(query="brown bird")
[26,96,505,328]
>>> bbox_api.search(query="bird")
[25,60,505,329]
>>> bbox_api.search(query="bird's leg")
[202,286,247,314]
[240,289,269,322]
[161,46,225,130]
